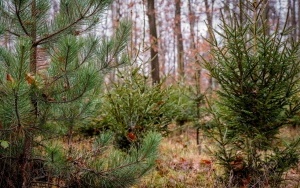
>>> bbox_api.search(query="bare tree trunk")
[223,0,231,19]
[147,0,160,84]
[262,0,270,34]
[204,0,215,89]
[204,0,214,45]
[188,0,201,87]
[290,0,297,39]
[175,0,184,81]
[298,0,300,40]
[109,0,121,83]
[157,12,166,76]
[239,0,244,24]
[188,0,199,69]
[52,0,59,14]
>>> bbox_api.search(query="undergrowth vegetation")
[1,0,300,187]
[79,64,199,151]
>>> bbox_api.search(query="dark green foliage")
[168,83,204,126]
[41,131,161,188]
[203,1,300,187]
[104,66,171,134]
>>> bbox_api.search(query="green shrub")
[167,83,204,126]
[85,65,196,150]
[79,65,208,137]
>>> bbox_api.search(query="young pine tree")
[203,1,300,187]
[0,1,161,187]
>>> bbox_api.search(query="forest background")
[3,0,296,88]
[1,0,300,187]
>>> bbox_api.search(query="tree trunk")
[290,0,297,39]
[204,0,215,89]
[21,1,38,187]
[204,0,214,44]
[262,0,270,35]
[188,0,202,88]
[175,0,184,80]
[188,0,199,72]
[298,0,300,40]
[52,0,59,15]
[223,0,231,20]
[147,0,160,84]
[109,0,121,84]
[239,0,243,24]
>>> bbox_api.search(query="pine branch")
[34,16,83,46]
[41,80,89,104]
[13,0,29,36]
[34,2,106,46]
[5,29,20,37]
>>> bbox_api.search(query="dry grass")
[132,125,300,188]
[132,124,217,188]
[280,127,300,188]
[35,124,300,187]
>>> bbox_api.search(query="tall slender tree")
[147,0,160,84]
[109,0,122,83]
[298,0,300,40]
[204,0,215,89]
[175,0,184,80]
[262,0,270,34]
[290,0,297,39]
[188,0,200,80]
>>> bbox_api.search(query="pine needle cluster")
[0,0,161,187]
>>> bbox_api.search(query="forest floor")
[133,124,300,188]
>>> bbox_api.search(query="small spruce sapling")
[202,1,300,187]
